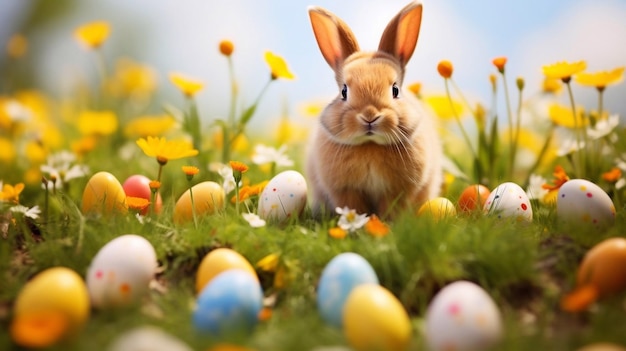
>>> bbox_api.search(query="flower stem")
[445,79,478,179]
[500,71,515,178]
[189,183,198,229]
[565,81,585,178]
[222,57,238,163]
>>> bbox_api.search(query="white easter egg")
[258,170,307,223]
[483,182,532,222]
[425,281,502,351]
[87,234,158,308]
[557,179,616,231]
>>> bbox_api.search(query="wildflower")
[219,40,234,56]
[575,67,624,91]
[336,206,369,232]
[210,162,237,194]
[251,144,294,168]
[264,51,295,80]
[0,137,16,163]
[229,161,248,213]
[7,34,28,59]
[148,180,161,191]
[77,110,118,136]
[492,56,507,73]
[136,136,199,165]
[10,205,41,220]
[108,58,158,98]
[602,167,622,183]
[298,100,325,118]
[588,114,619,140]
[542,77,562,94]
[516,77,525,91]
[407,82,422,96]
[74,21,111,49]
[489,74,497,93]
[555,128,585,157]
[542,165,570,203]
[437,60,453,79]
[328,227,348,239]
[242,213,266,228]
[0,182,25,203]
[229,161,249,174]
[40,151,89,191]
[182,165,199,181]
[231,181,269,203]
[124,115,176,138]
[424,95,465,121]
[364,214,390,238]
[548,104,587,128]
[542,60,587,82]
[71,136,97,156]
[257,253,279,271]
[125,197,150,212]
[169,73,204,98]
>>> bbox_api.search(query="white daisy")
[251,144,294,167]
[10,205,41,219]
[242,213,266,228]
[335,206,369,232]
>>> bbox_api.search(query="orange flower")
[542,165,570,192]
[407,82,422,96]
[182,165,199,176]
[126,196,150,212]
[231,180,269,203]
[148,180,161,191]
[0,182,25,203]
[258,306,272,322]
[437,60,453,79]
[328,227,348,239]
[492,56,507,73]
[602,167,622,183]
[219,40,234,56]
[229,161,249,173]
[364,215,390,238]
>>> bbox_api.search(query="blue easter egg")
[193,269,263,335]
[317,252,379,328]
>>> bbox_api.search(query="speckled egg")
[575,237,626,297]
[196,248,258,294]
[174,181,225,224]
[483,182,532,222]
[11,267,90,348]
[343,284,412,351]
[317,252,379,328]
[123,174,162,215]
[557,179,615,231]
[258,170,307,223]
[82,171,128,216]
[87,234,158,308]
[425,280,502,351]
[193,269,263,336]
[418,197,457,220]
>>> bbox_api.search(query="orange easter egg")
[458,184,491,213]
[576,237,626,296]
[173,181,225,224]
[82,171,127,216]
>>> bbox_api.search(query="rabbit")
[306,1,442,218]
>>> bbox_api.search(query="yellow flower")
[71,136,97,156]
[492,56,507,73]
[74,21,111,49]
[548,104,587,128]
[542,60,587,82]
[7,34,28,59]
[230,180,269,203]
[123,115,176,138]
[407,82,422,96]
[437,60,453,79]
[108,58,158,98]
[77,110,118,136]
[542,77,562,94]
[136,136,199,164]
[229,161,249,173]
[424,95,465,121]
[219,40,235,56]
[575,66,625,90]
[256,253,280,272]
[0,137,16,163]
[364,215,390,238]
[169,73,204,98]
[298,101,325,118]
[328,227,348,239]
[1,182,25,203]
[264,51,295,80]
[25,141,47,164]
[126,196,150,212]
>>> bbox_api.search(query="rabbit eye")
[341,84,347,100]
[392,83,399,99]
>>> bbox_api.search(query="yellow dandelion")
[136,136,199,164]
[123,115,176,138]
[424,95,465,121]
[437,60,453,79]
[219,40,235,56]
[264,51,295,80]
[548,104,587,128]
[74,21,111,49]
[0,182,25,203]
[169,73,204,98]
[575,66,625,90]
[7,34,28,59]
[77,110,118,136]
[542,77,562,94]
[542,60,587,82]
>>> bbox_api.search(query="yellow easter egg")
[11,267,90,348]
[343,284,412,351]
[81,171,128,216]
[196,248,258,294]
[418,197,456,220]
[174,181,225,224]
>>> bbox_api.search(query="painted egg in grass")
[87,234,158,308]
[425,281,502,351]
[193,269,263,336]
[11,267,89,348]
[196,248,258,294]
[317,252,379,328]
[458,184,491,213]
[575,237,626,297]
[173,181,225,224]
[557,179,615,231]
[82,171,127,216]
[483,182,532,222]
[108,326,193,351]
[258,170,307,223]
[343,284,411,351]
[123,174,162,215]
[418,197,456,220]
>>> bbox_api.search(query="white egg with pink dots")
[557,178,615,231]
[258,170,308,223]
[483,182,533,222]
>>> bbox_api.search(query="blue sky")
[2,0,626,130]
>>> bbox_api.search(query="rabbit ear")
[308,6,360,71]
[378,1,423,67]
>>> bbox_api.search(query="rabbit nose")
[360,115,380,124]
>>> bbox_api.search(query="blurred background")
[1,0,626,132]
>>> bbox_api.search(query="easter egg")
[11,267,89,348]
[425,280,502,351]
[317,252,379,328]
[258,170,307,223]
[557,179,615,231]
[87,234,158,308]
[108,326,193,351]
[418,197,456,220]
[458,184,491,213]
[174,181,225,224]
[577,343,626,351]
[82,171,128,216]
[343,284,411,351]
[123,174,162,215]
[193,269,263,336]
[196,248,258,294]
[576,237,626,297]
[483,182,532,222]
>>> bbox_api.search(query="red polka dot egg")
[86,234,158,308]
[483,182,533,222]
[557,179,615,231]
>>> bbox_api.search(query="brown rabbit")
[306,1,442,217]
